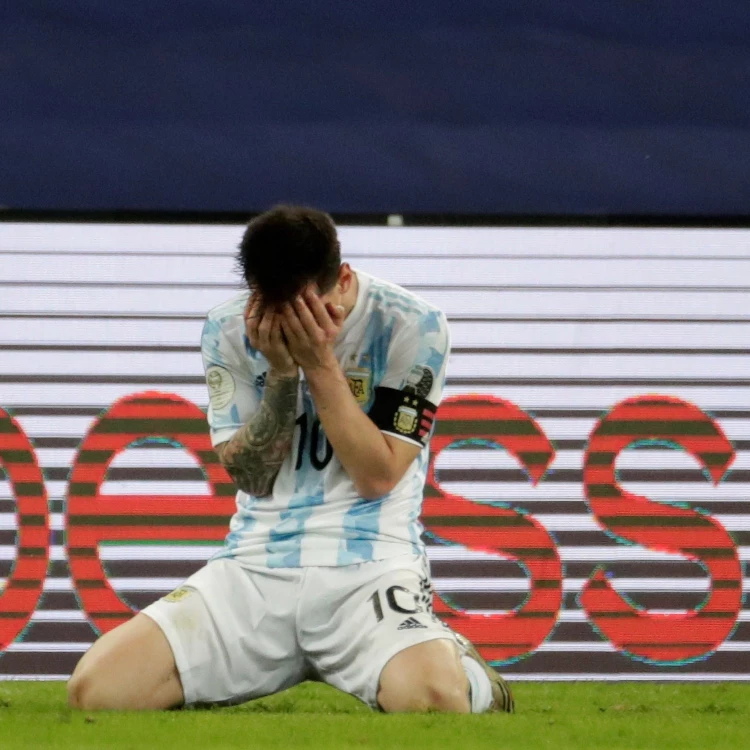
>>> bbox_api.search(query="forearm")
[305,362,397,499]
[217,369,299,496]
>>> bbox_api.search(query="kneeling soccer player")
[67,205,514,714]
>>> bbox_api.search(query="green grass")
[0,681,748,749]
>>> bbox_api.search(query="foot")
[454,632,515,713]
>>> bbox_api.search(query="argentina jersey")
[200,270,451,568]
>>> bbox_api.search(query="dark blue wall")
[2,1,749,214]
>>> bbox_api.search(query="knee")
[67,670,90,710]
[67,665,108,711]
[378,680,470,714]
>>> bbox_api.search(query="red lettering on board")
[65,392,235,634]
[0,408,50,650]
[581,395,741,663]
[423,396,563,663]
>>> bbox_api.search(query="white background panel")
[0,384,210,408]
[2,383,749,409]
[2,319,749,350]
[438,386,750,409]
[0,318,205,346]
[4,349,749,380]
[4,254,749,287]
[3,285,748,317]
[1,222,749,679]
[5,223,750,257]
[445,321,750,349]
[436,449,750,471]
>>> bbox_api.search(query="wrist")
[303,355,341,383]
[268,364,299,380]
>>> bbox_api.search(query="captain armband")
[368,387,438,447]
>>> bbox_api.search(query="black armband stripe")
[368,387,438,446]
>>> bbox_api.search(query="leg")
[377,638,470,713]
[70,559,305,711]
[68,613,183,711]
[303,554,470,713]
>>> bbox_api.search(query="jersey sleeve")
[201,317,261,448]
[368,309,451,447]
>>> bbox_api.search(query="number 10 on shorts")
[369,586,421,622]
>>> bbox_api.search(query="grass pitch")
[0,681,747,749]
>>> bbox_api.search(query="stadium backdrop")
[0,219,748,680]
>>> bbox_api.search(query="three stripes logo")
[398,617,427,631]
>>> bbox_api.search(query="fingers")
[268,315,287,351]
[256,309,275,352]
[248,288,343,367]
[245,295,264,321]
[301,288,337,335]
[325,302,346,327]
[281,301,308,346]
[290,294,323,341]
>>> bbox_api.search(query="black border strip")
[2,210,750,228]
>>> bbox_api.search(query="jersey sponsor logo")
[163,586,196,603]
[346,367,371,405]
[206,365,235,410]
[397,617,427,631]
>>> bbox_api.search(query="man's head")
[237,205,352,312]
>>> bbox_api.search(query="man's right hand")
[245,298,298,377]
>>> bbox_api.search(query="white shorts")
[141,553,455,708]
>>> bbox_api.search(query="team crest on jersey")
[163,586,195,603]
[394,403,419,434]
[346,367,371,405]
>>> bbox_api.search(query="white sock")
[461,655,494,713]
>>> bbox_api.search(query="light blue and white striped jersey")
[200,270,450,567]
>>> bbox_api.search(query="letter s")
[581,395,741,663]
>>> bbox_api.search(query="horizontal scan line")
[4,376,750,386]
[10,407,750,419]
[449,378,750,386]
[450,348,750,355]
[16,438,750,452]
[449,317,750,324]
[2,313,750,324]
[0,313,207,321]
[3,281,750,292]
[1,573,739,594]
[0,281,241,289]
[8,642,750,656]
[13,467,750,485]
[430,578,749,592]
[0,250,236,258]
[0,344,201,353]
[2,344,749,356]
[2,251,750,261]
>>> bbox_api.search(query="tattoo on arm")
[216,370,299,496]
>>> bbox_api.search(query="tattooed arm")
[212,297,300,497]
[215,369,299,496]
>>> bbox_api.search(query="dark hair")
[236,205,341,307]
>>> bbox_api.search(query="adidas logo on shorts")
[397,617,427,631]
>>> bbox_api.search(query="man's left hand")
[281,287,346,372]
